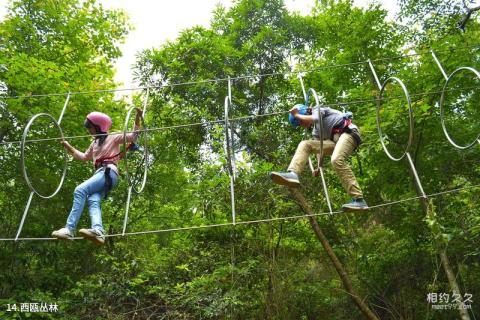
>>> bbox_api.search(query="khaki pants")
[287,133,363,199]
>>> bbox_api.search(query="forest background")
[0,0,479,319]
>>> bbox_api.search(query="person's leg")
[78,192,105,245]
[78,169,118,245]
[271,139,335,187]
[86,192,104,233]
[331,133,362,198]
[86,170,118,233]
[330,133,368,211]
[287,140,335,174]
[65,170,108,231]
[52,170,106,239]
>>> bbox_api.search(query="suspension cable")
[1,182,478,241]
[1,44,479,100]
[2,82,479,147]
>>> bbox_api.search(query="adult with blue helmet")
[288,104,309,127]
[270,104,368,212]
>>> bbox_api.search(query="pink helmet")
[85,112,112,132]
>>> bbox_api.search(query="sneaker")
[342,198,369,212]
[79,228,105,245]
[52,227,74,240]
[270,171,301,188]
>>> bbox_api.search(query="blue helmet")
[288,104,309,127]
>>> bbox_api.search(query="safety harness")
[331,112,362,147]
[332,118,353,135]
[330,112,363,176]
[94,142,138,199]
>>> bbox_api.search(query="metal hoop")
[21,113,67,199]
[377,77,413,162]
[123,106,148,194]
[439,66,480,149]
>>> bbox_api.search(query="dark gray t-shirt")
[312,107,344,140]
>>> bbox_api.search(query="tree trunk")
[424,200,471,320]
[289,188,379,320]
[409,168,471,320]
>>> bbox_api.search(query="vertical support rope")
[225,77,236,225]
[310,88,324,166]
[227,77,237,317]
[142,87,150,118]
[228,76,232,104]
[15,192,34,241]
[308,88,334,215]
[405,152,427,199]
[431,51,449,81]
[297,73,316,172]
[122,186,132,236]
[297,73,308,102]
[57,92,71,125]
[368,59,382,90]
[229,175,236,225]
[319,168,334,214]
[229,224,236,318]
[122,88,150,235]
[228,77,237,181]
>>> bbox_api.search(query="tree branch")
[289,187,379,320]
[458,1,480,31]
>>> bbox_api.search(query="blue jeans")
[66,168,118,234]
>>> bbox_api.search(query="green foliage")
[1,0,480,319]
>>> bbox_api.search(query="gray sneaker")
[270,171,301,188]
[79,228,105,245]
[52,227,74,240]
[342,198,369,212]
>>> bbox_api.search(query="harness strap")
[103,167,113,199]
[94,142,134,170]
[330,119,362,148]
[94,142,138,198]
[331,118,352,135]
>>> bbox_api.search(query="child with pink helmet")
[52,108,142,245]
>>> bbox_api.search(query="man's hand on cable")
[289,106,299,117]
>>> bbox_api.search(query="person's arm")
[124,108,143,143]
[61,140,93,162]
[289,106,314,123]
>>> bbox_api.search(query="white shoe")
[52,227,74,240]
[79,228,105,245]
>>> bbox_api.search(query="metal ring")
[21,113,67,199]
[123,106,148,194]
[377,77,413,162]
[439,66,480,149]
